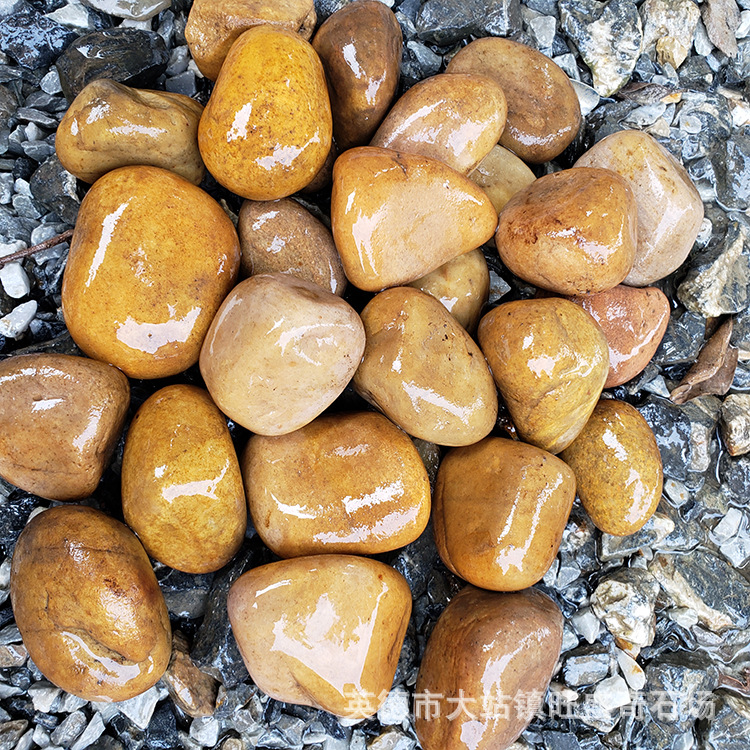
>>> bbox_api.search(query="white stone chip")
[377,685,410,726]
[593,675,631,711]
[189,716,220,747]
[571,80,600,117]
[0,240,26,258]
[111,685,160,729]
[615,648,646,691]
[571,607,601,644]
[737,9,750,38]
[71,713,105,750]
[0,300,37,338]
[667,606,699,628]
[28,681,61,713]
[0,262,30,298]
[711,507,744,543]
[46,1,91,27]
[40,69,62,95]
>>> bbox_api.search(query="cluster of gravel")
[0,0,749,748]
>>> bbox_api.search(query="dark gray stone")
[416,0,522,44]
[678,93,733,162]
[699,694,750,750]
[144,704,176,750]
[714,130,750,211]
[543,731,582,750]
[55,28,169,102]
[638,396,693,481]
[29,155,79,224]
[563,646,610,686]
[0,1,76,69]
[0,495,42,556]
[653,309,706,366]
[719,452,750,505]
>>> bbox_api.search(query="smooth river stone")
[198,26,331,201]
[243,411,430,557]
[185,0,316,80]
[407,248,489,332]
[11,506,171,702]
[313,0,402,150]
[228,555,411,718]
[574,129,704,286]
[353,287,498,446]
[496,167,638,296]
[56,79,204,185]
[122,385,247,574]
[200,273,365,436]
[61,166,240,379]
[561,399,663,536]
[238,197,346,296]
[469,144,536,213]
[560,399,663,536]
[566,285,670,388]
[0,354,129,501]
[416,586,563,750]
[331,147,497,291]
[370,72,507,175]
[434,438,575,591]
[446,37,581,164]
[478,298,609,454]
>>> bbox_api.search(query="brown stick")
[0,229,73,268]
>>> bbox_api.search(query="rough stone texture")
[415,0,523,44]
[649,549,750,631]
[678,217,750,317]
[700,694,750,749]
[713,131,750,211]
[0,2,76,70]
[80,0,172,21]
[641,0,700,69]
[560,0,643,95]
[55,28,169,102]
[702,0,740,56]
[162,632,218,718]
[721,394,750,456]
[28,156,79,225]
[591,568,660,649]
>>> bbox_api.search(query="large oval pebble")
[478,298,609,454]
[122,384,246,574]
[228,555,411,718]
[243,411,430,557]
[331,146,497,291]
[353,287,497,446]
[0,353,129,501]
[198,26,331,200]
[200,273,365,435]
[61,166,240,379]
[11,506,171,702]
[446,37,581,163]
[371,72,507,175]
[313,0,402,150]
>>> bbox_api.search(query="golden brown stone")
[469,144,536,213]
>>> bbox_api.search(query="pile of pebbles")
[0,0,749,749]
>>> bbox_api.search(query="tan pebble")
[238,197,346,295]
[469,144,536,213]
[0,353,129,501]
[331,146,497,291]
[371,72,507,175]
[561,399,663,536]
[477,298,609,454]
[228,555,411,718]
[56,79,204,185]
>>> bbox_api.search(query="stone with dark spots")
[0,2,76,70]
[415,0,522,44]
[55,28,169,102]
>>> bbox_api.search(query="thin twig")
[0,229,74,267]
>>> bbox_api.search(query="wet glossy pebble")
[575,129,703,286]
[496,167,638,296]
[200,273,365,436]
[11,506,171,702]
[370,73,507,175]
[446,37,581,164]
[228,554,411,718]
[185,0,316,80]
[434,438,575,591]
[62,166,239,379]
[478,298,609,454]
[353,287,497,446]
[238,197,346,296]
[243,411,430,557]
[198,26,331,201]
[122,385,246,574]
[416,586,563,750]
[0,354,129,501]
[331,147,497,291]
[407,248,489,332]
[561,399,663,536]
[566,285,670,388]
[56,79,204,185]
[469,144,536,213]
[313,0,401,150]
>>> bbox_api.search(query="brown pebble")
[163,632,218,718]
